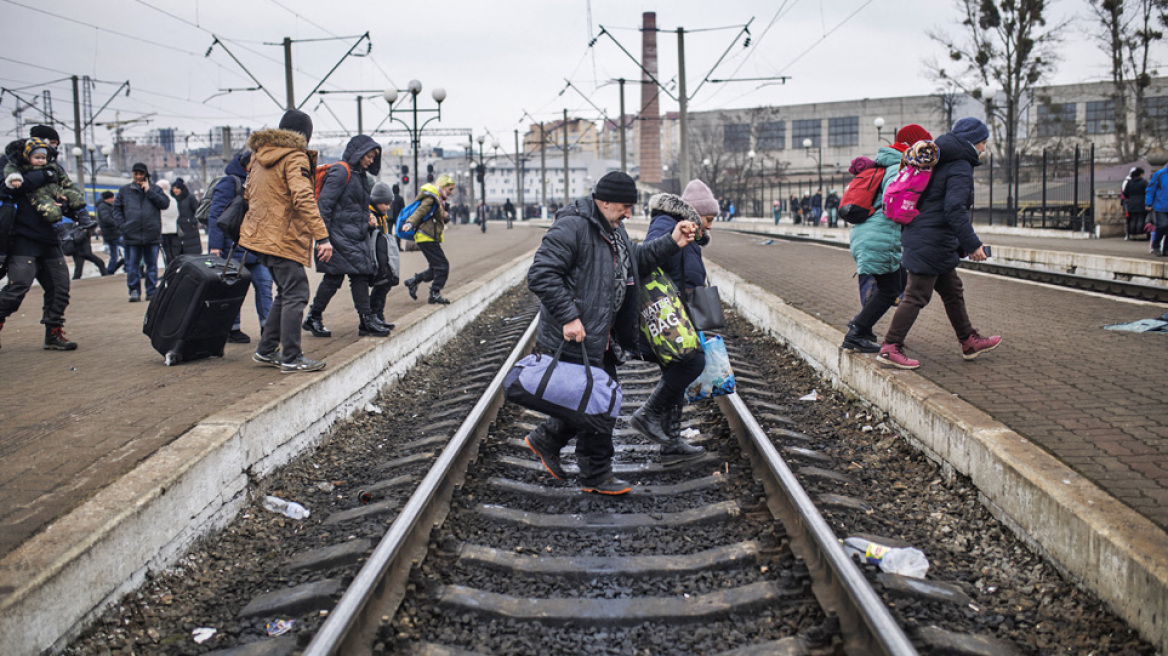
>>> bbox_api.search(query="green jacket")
[410,183,447,243]
[848,146,903,276]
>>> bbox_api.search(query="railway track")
[289,310,931,656]
[723,228,1168,304]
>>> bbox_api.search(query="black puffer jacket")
[900,132,982,276]
[172,184,201,253]
[113,180,170,246]
[315,134,381,275]
[528,197,680,366]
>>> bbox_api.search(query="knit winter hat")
[101,190,115,200]
[592,171,637,204]
[30,125,59,143]
[370,180,394,205]
[951,117,990,145]
[173,177,185,189]
[895,124,932,146]
[681,179,719,216]
[24,137,52,161]
[278,109,314,143]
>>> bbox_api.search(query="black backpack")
[208,176,247,243]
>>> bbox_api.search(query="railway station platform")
[4,215,1168,653]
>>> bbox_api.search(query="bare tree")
[929,0,1067,205]
[1127,0,1168,154]
[1088,0,1134,160]
[688,107,786,210]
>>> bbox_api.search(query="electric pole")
[539,121,546,214]
[283,37,295,110]
[563,109,569,206]
[677,28,690,184]
[618,78,627,173]
[514,129,523,220]
[71,76,84,177]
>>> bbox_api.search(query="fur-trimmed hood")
[648,192,700,224]
[248,128,309,168]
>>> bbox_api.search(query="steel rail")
[717,391,919,656]
[302,316,539,656]
[723,228,1168,303]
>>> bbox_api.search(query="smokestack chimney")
[639,11,661,184]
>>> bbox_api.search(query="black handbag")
[680,252,726,332]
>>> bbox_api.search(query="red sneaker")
[960,332,1001,360]
[876,342,919,370]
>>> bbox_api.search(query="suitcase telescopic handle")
[221,243,247,281]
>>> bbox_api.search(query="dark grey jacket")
[528,197,681,365]
[96,201,120,240]
[113,181,170,246]
[315,134,381,275]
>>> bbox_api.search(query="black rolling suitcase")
[143,247,251,365]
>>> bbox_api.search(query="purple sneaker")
[876,342,920,370]
[960,332,1001,360]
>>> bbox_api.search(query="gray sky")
[0,0,1149,151]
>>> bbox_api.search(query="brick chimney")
[639,12,661,184]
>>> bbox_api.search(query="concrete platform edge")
[708,261,1168,653]
[0,251,535,656]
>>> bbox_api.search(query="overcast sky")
[0,0,1154,151]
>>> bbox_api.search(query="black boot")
[44,325,78,351]
[358,313,391,337]
[428,288,450,305]
[405,276,420,300]
[630,381,673,445]
[302,311,332,337]
[841,322,880,353]
[660,403,705,465]
[376,312,396,331]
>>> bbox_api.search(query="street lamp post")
[382,81,445,196]
[874,117,888,145]
[476,134,487,223]
[802,137,823,210]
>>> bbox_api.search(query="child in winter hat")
[3,137,86,223]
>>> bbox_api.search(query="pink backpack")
[883,140,939,225]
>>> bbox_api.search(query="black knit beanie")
[592,171,637,204]
[279,109,314,144]
[30,125,60,143]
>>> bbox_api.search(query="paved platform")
[0,222,543,561]
[703,229,1168,529]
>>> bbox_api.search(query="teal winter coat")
[848,146,904,275]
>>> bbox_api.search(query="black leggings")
[851,268,905,332]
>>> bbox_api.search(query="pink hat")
[682,179,719,216]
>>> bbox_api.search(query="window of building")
[723,123,751,151]
[1141,96,1168,133]
[792,119,821,148]
[1036,103,1077,137]
[757,121,785,150]
[828,116,859,148]
[1086,100,1115,134]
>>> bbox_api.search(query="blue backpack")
[395,192,438,241]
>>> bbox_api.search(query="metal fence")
[973,144,1096,232]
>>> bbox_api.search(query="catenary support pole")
[618,80,627,173]
[283,37,295,110]
[563,108,570,206]
[540,121,547,214]
[71,76,84,183]
[677,28,690,185]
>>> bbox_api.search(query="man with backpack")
[239,109,334,373]
[207,150,272,344]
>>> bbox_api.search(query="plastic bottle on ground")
[842,537,929,578]
[262,495,311,520]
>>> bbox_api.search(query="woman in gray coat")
[303,134,393,337]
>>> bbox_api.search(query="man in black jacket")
[524,171,697,495]
[113,162,169,302]
[96,191,123,274]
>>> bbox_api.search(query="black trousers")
[309,273,373,316]
[415,241,449,290]
[72,232,107,279]
[0,236,70,326]
[370,280,392,317]
[850,268,905,333]
[640,343,707,407]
